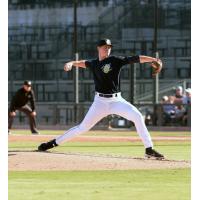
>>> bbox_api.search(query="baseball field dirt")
[8,134,190,171]
[9,150,190,171]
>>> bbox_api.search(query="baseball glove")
[151,60,163,76]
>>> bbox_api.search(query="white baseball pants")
[56,93,153,148]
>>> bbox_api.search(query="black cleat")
[38,139,58,151]
[145,147,164,160]
[32,131,40,135]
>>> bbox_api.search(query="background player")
[8,80,39,134]
[38,38,164,159]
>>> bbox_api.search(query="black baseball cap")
[23,80,32,86]
[97,38,112,47]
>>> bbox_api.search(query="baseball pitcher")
[38,38,164,159]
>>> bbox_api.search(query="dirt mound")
[8,151,190,171]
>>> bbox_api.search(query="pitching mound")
[8,151,190,171]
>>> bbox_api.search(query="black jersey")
[9,88,36,112]
[85,55,140,94]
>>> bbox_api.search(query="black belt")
[96,92,118,98]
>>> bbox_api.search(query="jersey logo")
[101,64,112,74]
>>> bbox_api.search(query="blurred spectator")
[161,96,176,125]
[182,88,191,126]
[173,86,184,104]
[174,104,186,125]
[182,88,191,104]
[175,86,184,98]
[161,95,185,126]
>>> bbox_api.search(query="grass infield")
[9,169,190,200]
[10,129,191,137]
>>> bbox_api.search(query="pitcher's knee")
[78,123,91,133]
[131,111,144,123]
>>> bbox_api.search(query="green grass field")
[9,169,190,200]
[9,130,191,200]
[10,129,191,137]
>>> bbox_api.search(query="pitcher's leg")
[110,100,153,148]
[38,99,109,151]
[110,99,164,159]
[56,101,108,144]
